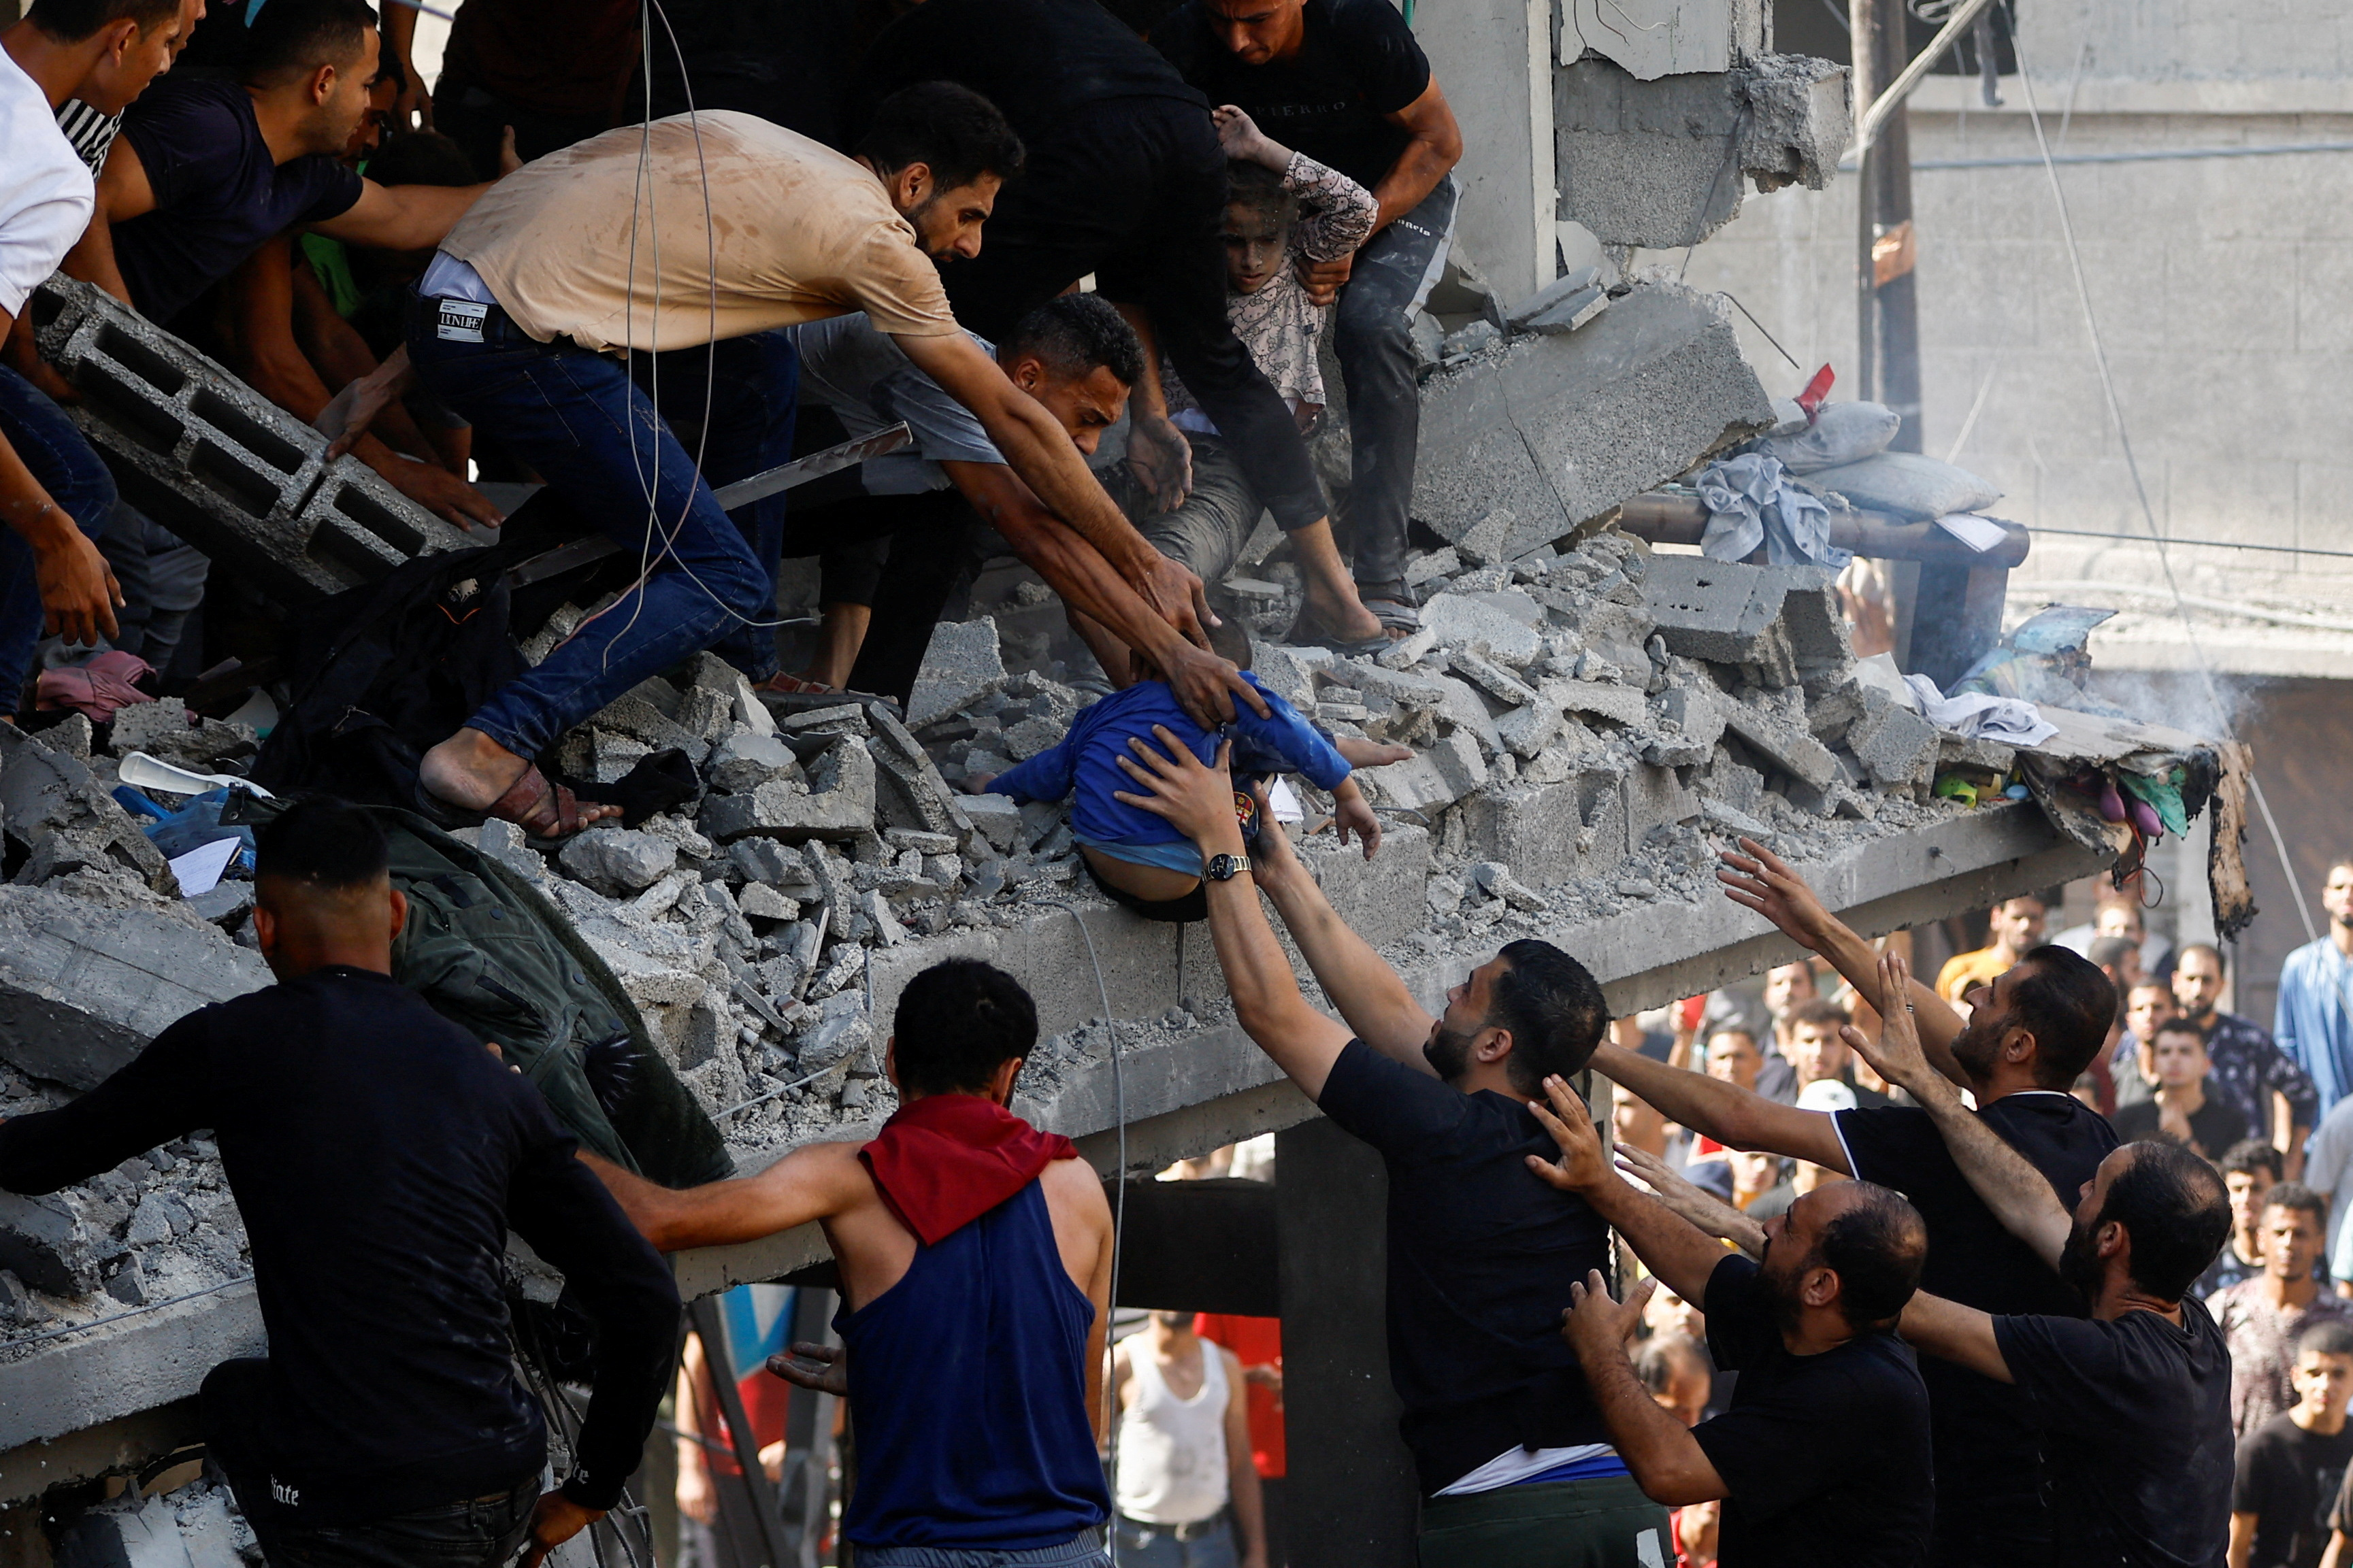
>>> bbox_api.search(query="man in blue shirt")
[2277,858,2353,1121]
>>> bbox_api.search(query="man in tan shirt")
[385,84,1253,836]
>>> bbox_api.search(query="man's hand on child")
[1112,729,1244,852]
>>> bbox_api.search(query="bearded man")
[1590,840,2120,1568]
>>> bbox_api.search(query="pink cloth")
[35,652,159,721]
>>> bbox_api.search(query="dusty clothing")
[1164,151,1375,431]
[2214,1282,2353,1438]
[440,112,959,353]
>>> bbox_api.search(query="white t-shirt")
[0,45,94,320]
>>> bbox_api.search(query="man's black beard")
[1424,1020,1475,1083]
[1760,1235,1809,1336]
[2058,1217,2106,1303]
[1949,1016,2003,1081]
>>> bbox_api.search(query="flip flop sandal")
[418,762,608,839]
[1283,611,1390,658]
[755,673,841,696]
[1362,598,1422,636]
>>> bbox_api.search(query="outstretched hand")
[519,1493,602,1568]
[1717,836,1835,951]
[1332,787,1383,860]
[1561,1268,1655,1364]
[1843,951,1937,1097]
[1113,729,1242,851]
[766,1341,849,1397]
[1524,1074,1613,1195]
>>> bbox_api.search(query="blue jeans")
[405,301,797,761]
[0,363,116,704]
[1113,1514,1238,1568]
[857,1527,1111,1567]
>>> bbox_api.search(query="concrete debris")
[906,616,1007,730]
[557,829,680,897]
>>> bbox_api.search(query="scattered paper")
[1935,514,2008,554]
[1268,778,1304,824]
[169,837,242,898]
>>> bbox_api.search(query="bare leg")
[421,727,621,833]
[1287,519,1385,642]
[804,603,872,690]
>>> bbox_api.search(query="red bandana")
[859,1094,1079,1246]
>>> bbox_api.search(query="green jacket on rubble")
[230,798,734,1189]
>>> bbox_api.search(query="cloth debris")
[1696,454,1848,568]
[1903,673,2058,747]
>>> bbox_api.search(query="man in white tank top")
[1110,1312,1269,1568]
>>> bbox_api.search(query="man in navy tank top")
[589,960,1118,1568]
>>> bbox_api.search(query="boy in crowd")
[2205,1141,2289,1299]
[2109,978,2182,1108]
[2233,1321,2353,1568]
[976,620,1399,920]
[1069,102,1385,671]
[2215,1185,2353,1437]
[2117,1017,2250,1158]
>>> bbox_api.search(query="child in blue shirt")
[974,647,1390,922]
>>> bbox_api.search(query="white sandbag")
[1756,401,1901,474]
[1804,451,2003,521]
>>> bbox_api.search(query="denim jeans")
[1112,1514,1238,1568]
[0,362,116,704]
[857,1526,1111,1568]
[1332,176,1458,602]
[406,301,796,761]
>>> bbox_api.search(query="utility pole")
[1852,0,1922,456]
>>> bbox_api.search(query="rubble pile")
[0,519,2037,1354]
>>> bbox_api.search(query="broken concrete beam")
[31,276,472,605]
[1555,54,1850,250]
[1413,284,1773,556]
[906,616,1006,730]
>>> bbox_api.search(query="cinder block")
[33,277,472,605]
[1304,822,1432,950]
[906,616,1006,730]
[1463,774,1627,888]
[1643,554,1794,665]
[1845,698,1941,789]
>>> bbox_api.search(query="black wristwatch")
[1204,852,1251,883]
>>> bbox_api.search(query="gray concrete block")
[961,792,1023,852]
[1720,699,1841,790]
[1619,761,1697,844]
[1497,700,1560,758]
[1303,822,1432,950]
[906,617,1006,730]
[1547,678,1649,728]
[33,278,470,606]
[1758,563,1852,669]
[557,828,678,896]
[704,731,802,794]
[1642,554,1797,665]
[697,740,875,844]
[0,884,269,1091]
[1846,699,1943,790]
[1413,284,1773,554]
[1448,649,1538,705]
[0,1189,122,1297]
[1423,593,1543,667]
[1463,775,1628,887]
[1,729,175,890]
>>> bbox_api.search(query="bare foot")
[1301,580,1385,645]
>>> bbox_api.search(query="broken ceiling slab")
[1555,54,1851,248]
[1411,283,1775,558]
[1559,0,1763,80]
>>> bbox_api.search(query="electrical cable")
[2007,3,2316,945]
[2024,529,2353,565]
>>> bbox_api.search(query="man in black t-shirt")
[0,800,678,1568]
[2234,1321,2353,1568]
[1852,952,2237,1568]
[1112,735,1671,1565]
[1600,840,2120,1568]
[1155,0,1463,632]
[1530,1076,1935,1567]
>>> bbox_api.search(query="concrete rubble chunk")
[1497,701,1561,759]
[961,791,1023,852]
[1449,649,1538,706]
[699,739,876,844]
[1700,796,1774,840]
[1720,701,1840,792]
[1413,284,1773,554]
[1452,507,1519,568]
[1422,594,1543,667]
[1547,679,1649,729]
[2,728,176,891]
[1643,554,1794,666]
[1845,698,1943,790]
[1470,861,1551,912]
[906,617,1006,730]
[706,731,803,794]
[0,883,269,1091]
[557,828,679,897]
[0,1188,122,1297]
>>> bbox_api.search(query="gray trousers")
[1113,433,1262,591]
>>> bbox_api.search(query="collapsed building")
[0,3,2258,1565]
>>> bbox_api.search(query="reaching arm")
[1560,1269,1729,1506]
[310,178,491,253]
[944,461,1260,726]
[1526,1074,1736,1305]
[59,137,154,307]
[1590,1043,1849,1173]
[1718,837,1970,1085]
[1894,1289,2012,1382]
[1112,732,1355,1099]
[1102,301,1193,514]
[896,331,1216,650]
[381,0,433,129]
[1845,952,2073,1272]
[1613,1141,1766,1261]
[581,1143,870,1252]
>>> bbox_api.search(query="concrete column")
[1276,1117,1417,1568]
[1419,0,1556,305]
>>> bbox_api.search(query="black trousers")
[940,96,1328,535]
[783,488,974,704]
[202,1359,539,1568]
